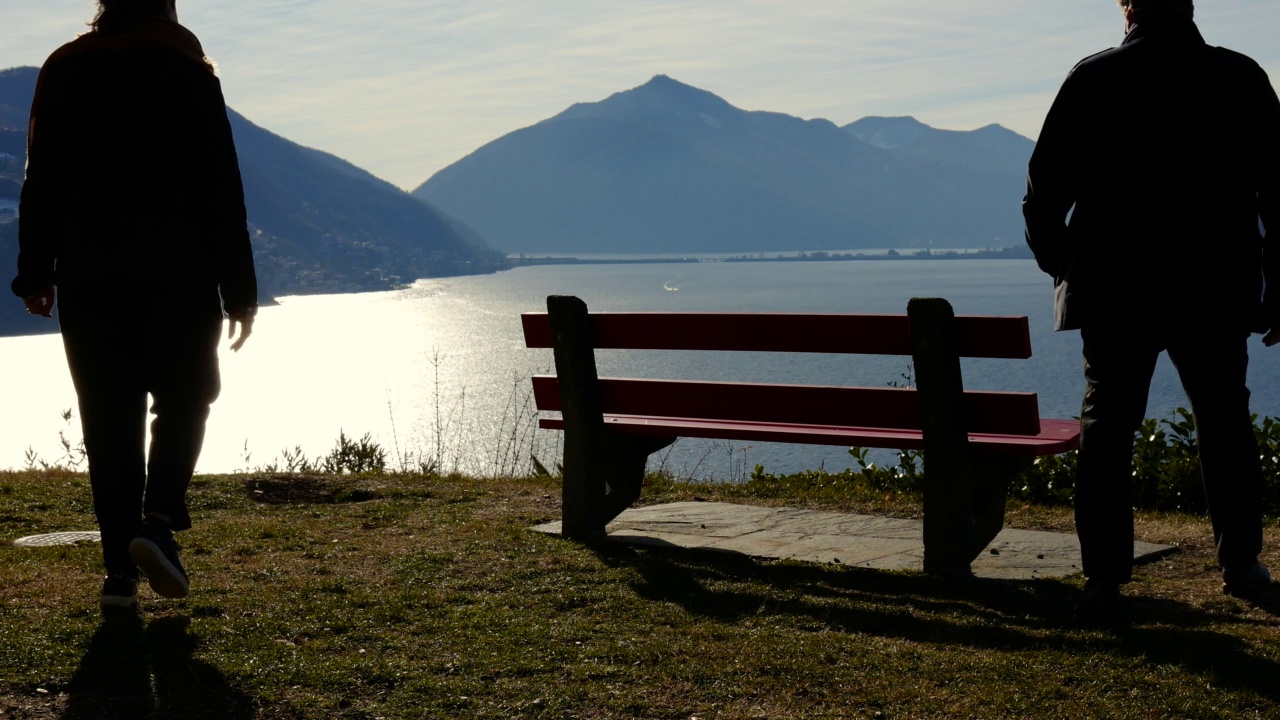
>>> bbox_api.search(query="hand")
[1265,328,1280,348]
[227,311,254,352]
[23,286,55,318]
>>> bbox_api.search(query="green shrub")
[846,446,926,494]
[835,409,1280,518]
[322,430,387,475]
[1011,409,1280,517]
[1014,450,1076,508]
[1255,414,1280,516]
[1129,408,1204,514]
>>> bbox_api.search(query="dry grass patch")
[0,469,1277,719]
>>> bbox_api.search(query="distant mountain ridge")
[223,108,504,296]
[0,65,502,337]
[0,66,36,130]
[843,115,1034,177]
[415,75,1034,255]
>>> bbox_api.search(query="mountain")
[843,116,1034,177]
[0,67,26,205]
[0,65,503,337]
[414,75,1034,255]
[0,67,36,130]
[224,108,504,296]
[0,128,22,166]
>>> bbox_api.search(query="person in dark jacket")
[1024,0,1279,622]
[11,0,257,611]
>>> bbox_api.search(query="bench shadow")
[61,614,254,720]
[589,541,1280,704]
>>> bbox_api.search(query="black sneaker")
[1075,579,1124,626]
[129,520,190,599]
[1223,561,1272,598]
[100,574,139,612]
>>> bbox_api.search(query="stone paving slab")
[533,501,1177,580]
[12,531,101,547]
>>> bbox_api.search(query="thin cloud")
[2,0,1278,189]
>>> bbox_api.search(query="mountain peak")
[972,122,1024,140]
[632,74,710,95]
[641,73,681,88]
[860,115,927,126]
[842,116,931,150]
[552,74,737,124]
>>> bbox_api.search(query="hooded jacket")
[1023,16,1280,333]
[11,16,256,317]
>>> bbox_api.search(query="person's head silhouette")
[91,0,178,31]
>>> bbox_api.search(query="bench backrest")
[522,309,1043,436]
[522,312,1032,358]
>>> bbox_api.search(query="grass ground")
[0,469,1277,719]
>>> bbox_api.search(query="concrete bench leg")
[562,433,676,539]
[967,455,1029,559]
[910,297,1027,578]
[548,295,676,539]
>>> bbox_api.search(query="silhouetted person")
[11,0,256,611]
[1024,0,1280,623]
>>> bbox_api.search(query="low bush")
[321,430,387,475]
[795,408,1280,519]
[1014,408,1280,518]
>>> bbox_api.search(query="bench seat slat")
[532,375,1044,436]
[521,312,1032,359]
[537,415,1081,457]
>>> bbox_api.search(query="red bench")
[522,295,1080,578]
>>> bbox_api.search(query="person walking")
[12,0,257,611]
[1024,0,1279,623]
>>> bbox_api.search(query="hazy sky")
[3,1,1279,190]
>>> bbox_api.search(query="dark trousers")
[59,288,222,576]
[1076,323,1263,583]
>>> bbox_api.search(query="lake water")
[4,259,1278,478]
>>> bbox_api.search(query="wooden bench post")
[546,296,674,539]
[908,297,977,578]
[909,297,1029,578]
[546,296,605,539]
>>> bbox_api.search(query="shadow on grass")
[593,542,1280,704]
[1240,586,1280,618]
[61,614,253,720]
